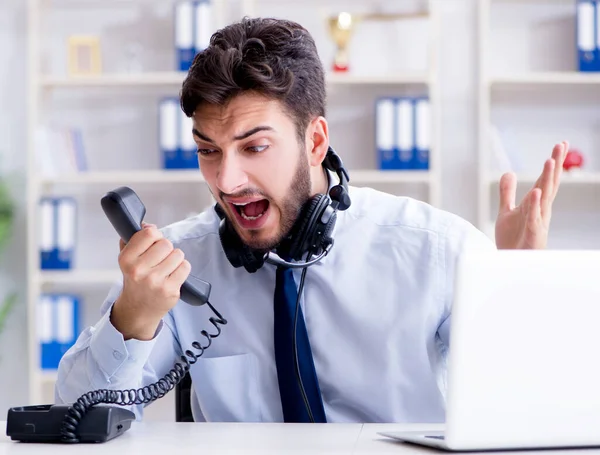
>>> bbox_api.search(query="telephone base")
[6,404,135,443]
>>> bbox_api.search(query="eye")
[196,148,218,156]
[247,145,269,153]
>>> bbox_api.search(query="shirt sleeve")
[54,280,182,420]
[437,216,497,348]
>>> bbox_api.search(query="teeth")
[232,202,250,206]
[240,211,264,221]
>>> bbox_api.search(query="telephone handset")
[6,187,226,444]
[100,186,211,306]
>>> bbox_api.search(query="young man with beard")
[55,17,567,424]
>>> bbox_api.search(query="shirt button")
[113,350,123,360]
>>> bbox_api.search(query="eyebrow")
[192,126,275,144]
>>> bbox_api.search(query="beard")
[218,152,312,252]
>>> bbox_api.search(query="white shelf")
[40,72,188,88]
[488,172,600,185]
[37,269,121,285]
[326,72,431,86]
[39,169,205,185]
[38,169,432,185]
[490,72,600,87]
[350,170,432,184]
[40,71,432,89]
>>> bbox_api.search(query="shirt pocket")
[190,353,263,422]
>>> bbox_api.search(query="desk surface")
[1,421,599,455]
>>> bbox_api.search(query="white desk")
[0,421,436,454]
[2,422,599,454]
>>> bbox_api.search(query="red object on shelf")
[563,149,584,171]
[333,63,349,72]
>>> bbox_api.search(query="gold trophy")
[327,11,429,73]
[328,12,355,72]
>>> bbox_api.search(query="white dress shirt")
[55,183,495,423]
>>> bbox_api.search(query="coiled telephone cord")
[59,301,227,443]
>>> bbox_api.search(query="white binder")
[396,98,414,170]
[56,197,77,267]
[175,1,195,71]
[39,198,55,269]
[376,98,396,169]
[179,109,199,169]
[194,0,213,54]
[414,98,430,170]
[160,97,180,169]
[577,0,597,71]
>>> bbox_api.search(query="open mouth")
[229,199,270,229]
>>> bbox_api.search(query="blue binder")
[39,294,80,370]
[175,1,195,71]
[577,0,597,71]
[412,97,430,170]
[396,97,415,170]
[39,197,76,270]
[376,97,396,170]
[178,108,199,169]
[159,97,180,169]
[39,197,55,270]
[596,0,600,70]
[194,0,213,55]
[55,197,77,269]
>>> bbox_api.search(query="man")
[55,17,566,424]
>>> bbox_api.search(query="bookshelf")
[26,0,441,412]
[477,0,600,242]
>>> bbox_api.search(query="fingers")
[140,238,176,268]
[122,224,163,257]
[527,188,542,230]
[552,141,568,199]
[166,259,192,288]
[153,247,185,276]
[539,158,555,219]
[498,172,517,214]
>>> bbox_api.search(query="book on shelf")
[38,293,81,371]
[39,197,77,270]
[375,96,430,171]
[175,0,214,72]
[35,126,88,177]
[159,97,199,170]
[576,0,600,72]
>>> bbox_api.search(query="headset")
[215,145,352,273]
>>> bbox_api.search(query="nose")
[215,151,248,195]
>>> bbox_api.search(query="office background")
[0,0,598,420]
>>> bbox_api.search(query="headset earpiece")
[216,145,351,273]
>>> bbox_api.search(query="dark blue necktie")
[273,265,327,423]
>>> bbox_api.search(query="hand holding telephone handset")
[6,187,227,444]
[101,186,211,308]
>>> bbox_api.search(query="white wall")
[0,0,583,415]
[0,0,30,413]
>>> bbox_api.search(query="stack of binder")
[159,97,199,169]
[175,0,213,71]
[375,97,431,171]
[39,197,77,270]
[38,293,80,370]
[577,0,600,71]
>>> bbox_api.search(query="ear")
[305,116,329,168]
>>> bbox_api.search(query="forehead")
[192,92,291,130]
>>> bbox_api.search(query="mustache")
[219,188,269,200]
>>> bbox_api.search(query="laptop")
[379,250,600,451]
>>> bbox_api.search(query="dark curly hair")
[180,17,326,143]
